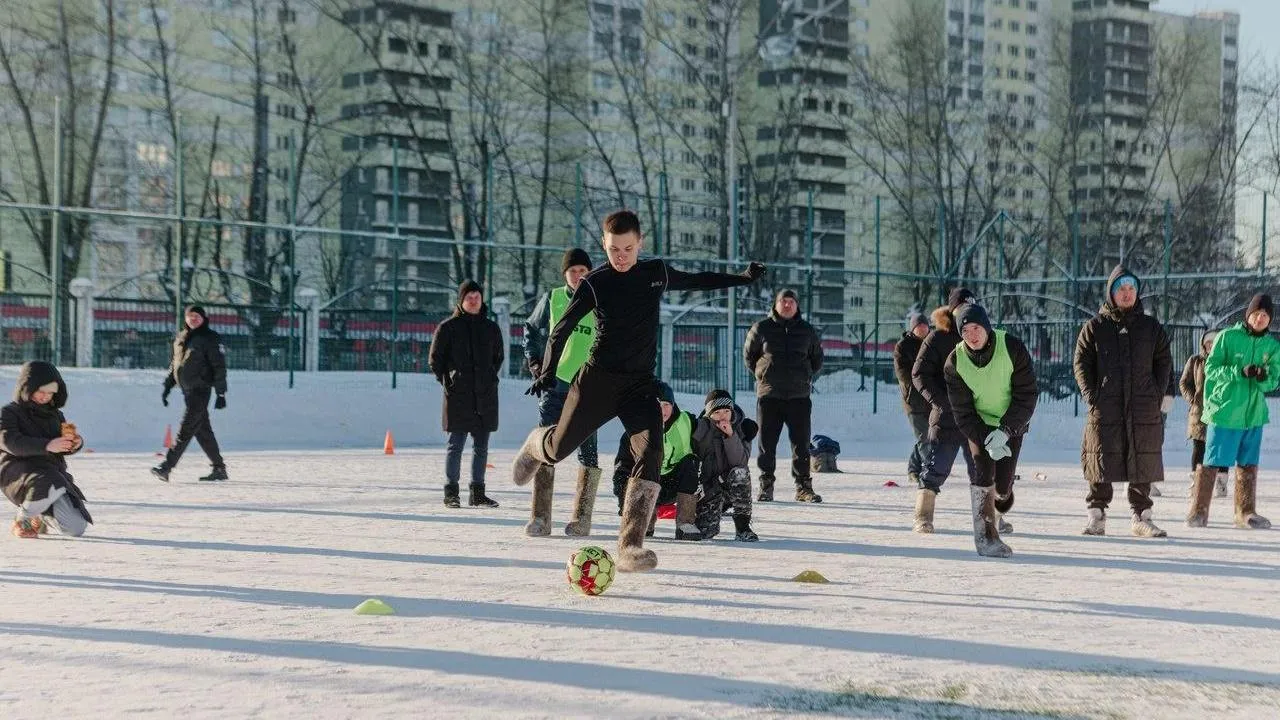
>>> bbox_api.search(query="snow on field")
[2,369,1279,718]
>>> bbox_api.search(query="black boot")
[469,484,500,508]
[444,484,461,509]
[198,466,229,482]
[733,515,759,542]
[795,478,823,503]
[757,473,775,502]
[151,464,171,483]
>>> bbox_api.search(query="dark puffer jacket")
[1073,265,1172,485]
[428,290,504,434]
[893,331,929,415]
[0,362,91,523]
[943,331,1039,446]
[912,306,964,443]
[1179,330,1217,442]
[743,310,823,400]
[163,311,228,396]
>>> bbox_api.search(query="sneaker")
[795,481,823,503]
[11,515,43,538]
[151,464,171,483]
[468,489,500,508]
[1131,509,1167,538]
[198,466,229,482]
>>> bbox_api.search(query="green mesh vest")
[549,286,596,383]
[954,330,1013,428]
[662,411,693,475]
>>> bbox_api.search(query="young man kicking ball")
[513,210,766,572]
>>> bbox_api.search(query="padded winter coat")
[691,408,753,484]
[1073,266,1172,485]
[893,331,930,415]
[164,324,227,395]
[943,331,1038,447]
[743,311,823,400]
[1179,331,1215,441]
[0,362,91,523]
[428,304,504,433]
[1201,323,1280,430]
[912,306,965,444]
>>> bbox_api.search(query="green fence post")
[391,142,400,390]
[728,179,739,396]
[1261,192,1268,276]
[485,153,494,296]
[872,196,881,415]
[658,171,668,255]
[805,188,814,318]
[173,113,185,336]
[937,202,946,304]
[288,131,298,389]
[996,211,1005,323]
[51,97,63,363]
[574,162,583,247]
[1163,199,1172,320]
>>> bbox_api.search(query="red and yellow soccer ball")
[567,546,616,596]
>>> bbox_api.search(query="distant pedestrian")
[152,305,228,483]
[893,312,931,486]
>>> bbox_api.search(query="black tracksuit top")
[542,258,752,376]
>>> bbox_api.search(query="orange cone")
[383,430,395,455]
[163,424,174,449]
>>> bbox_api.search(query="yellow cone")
[792,569,829,584]
[354,598,395,615]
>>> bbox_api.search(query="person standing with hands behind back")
[153,305,228,483]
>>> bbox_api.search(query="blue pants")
[919,440,977,493]
[445,430,490,489]
[906,413,929,477]
[1205,425,1263,468]
[538,379,598,468]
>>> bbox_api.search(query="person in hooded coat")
[943,304,1038,557]
[910,287,986,534]
[429,280,504,508]
[1189,293,1279,529]
[1,361,92,537]
[1073,266,1172,538]
[1179,329,1228,498]
[153,304,228,482]
[893,311,931,486]
[743,288,824,503]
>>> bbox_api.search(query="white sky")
[1154,0,1275,70]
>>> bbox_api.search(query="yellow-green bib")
[662,411,693,475]
[954,330,1013,428]
[549,285,596,383]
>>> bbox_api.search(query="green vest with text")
[953,330,1014,428]
[662,411,694,475]
[549,286,596,383]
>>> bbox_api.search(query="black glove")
[162,388,170,407]
[214,394,227,410]
[1243,364,1260,379]
[528,360,543,380]
[1258,366,1269,382]
[526,372,556,398]
[744,261,766,281]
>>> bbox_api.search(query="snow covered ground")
[2,369,1279,718]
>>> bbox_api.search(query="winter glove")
[984,428,1012,461]
[214,394,227,410]
[526,372,556,398]
[1258,366,1270,382]
[743,261,766,281]
[1160,395,1174,414]
[162,387,170,407]
[527,360,543,380]
[1243,364,1260,379]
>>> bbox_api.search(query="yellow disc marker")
[354,598,396,615]
[792,570,829,584]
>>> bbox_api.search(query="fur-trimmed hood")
[930,306,955,333]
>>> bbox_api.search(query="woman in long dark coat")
[1180,329,1227,498]
[1,361,92,537]
[1073,266,1172,538]
[428,280,504,509]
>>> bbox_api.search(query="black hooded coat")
[0,362,92,522]
[428,281,504,433]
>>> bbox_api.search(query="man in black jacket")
[910,288,981,533]
[511,209,765,573]
[893,312,931,487]
[153,305,228,482]
[429,280,504,509]
[743,289,824,503]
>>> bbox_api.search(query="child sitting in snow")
[1,361,92,537]
[692,389,759,541]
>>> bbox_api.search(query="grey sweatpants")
[28,496,88,537]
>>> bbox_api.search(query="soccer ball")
[567,545,616,596]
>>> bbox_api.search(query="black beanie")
[657,381,675,405]
[184,304,208,321]
[906,312,928,332]
[776,288,798,303]
[457,279,483,304]
[955,303,992,334]
[1247,293,1274,321]
[704,389,734,416]
[561,248,593,274]
[947,287,975,312]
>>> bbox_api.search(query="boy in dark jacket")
[429,280,504,509]
[893,312,931,486]
[692,389,760,541]
[1,361,92,537]
[943,305,1038,557]
[1180,329,1226,498]
[153,305,229,482]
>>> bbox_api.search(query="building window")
[438,45,454,59]
[136,142,167,164]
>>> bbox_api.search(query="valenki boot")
[674,492,702,541]
[512,427,553,487]
[563,467,601,536]
[617,478,661,572]
[1186,464,1217,527]
[1082,507,1105,535]
[970,485,1012,558]
[913,489,936,534]
[524,464,555,536]
[1234,465,1272,529]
